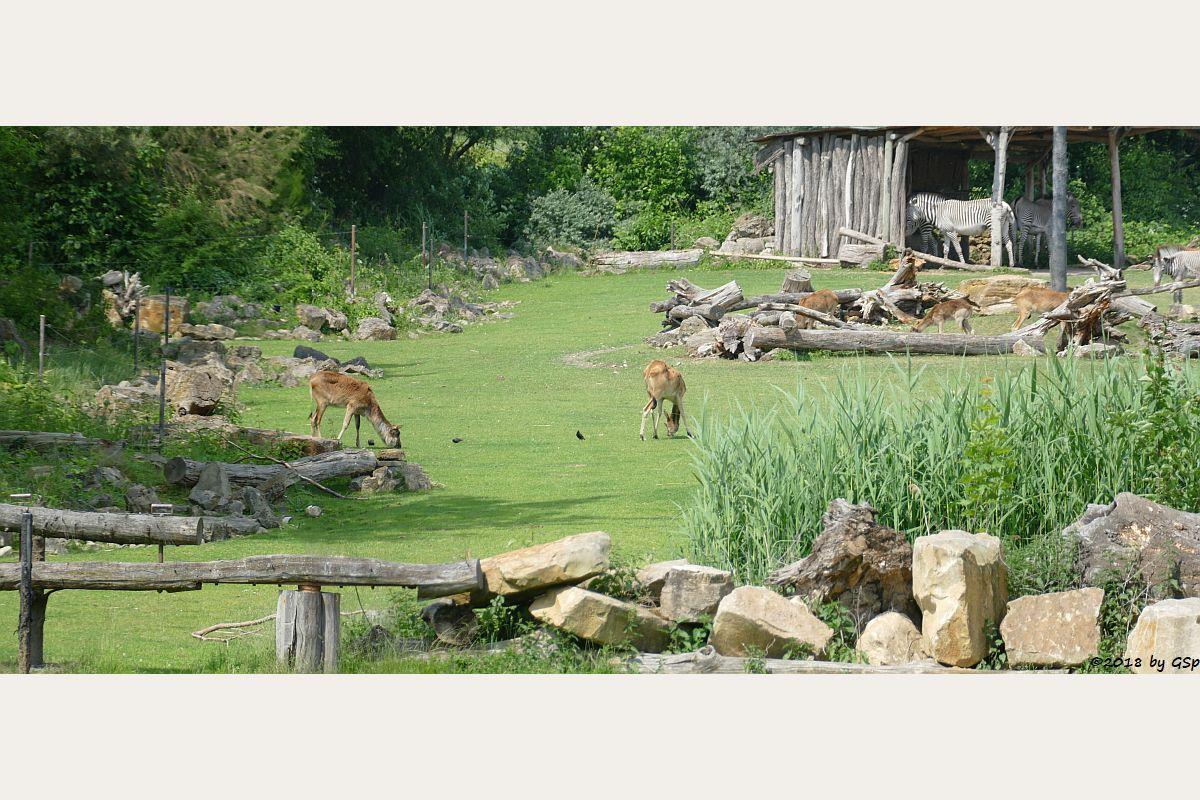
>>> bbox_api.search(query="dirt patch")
[561,345,635,369]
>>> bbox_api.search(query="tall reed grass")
[682,353,1200,584]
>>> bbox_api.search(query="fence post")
[463,210,469,262]
[159,286,171,450]
[422,222,429,290]
[349,224,357,299]
[276,584,340,673]
[37,314,45,380]
[670,220,676,251]
[132,296,140,375]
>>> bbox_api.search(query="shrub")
[254,223,349,307]
[524,178,616,248]
[682,354,1200,584]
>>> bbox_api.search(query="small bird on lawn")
[452,437,463,443]
[576,430,585,440]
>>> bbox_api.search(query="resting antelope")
[308,371,401,448]
[794,289,842,329]
[912,298,977,334]
[641,360,690,441]
[1011,286,1069,331]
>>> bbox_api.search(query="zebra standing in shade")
[933,198,1017,266]
[1152,244,1200,303]
[1013,194,1083,265]
[905,192,948,254]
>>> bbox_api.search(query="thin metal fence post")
[158,286,170,450]
[422,222,430,290]
[37,314,45,380]
[463,211,469,262]
[349,224,357,299]
[132,297,140,375]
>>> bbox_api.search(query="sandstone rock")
[291,325,322,342]
[396,462,431,491]
[480,531,611,598]
[165,359,232,416]
[1124,598,1200,674]
[1072,342,1122,359]
[358,466,400,494]
[164,337,227,365]
[140,294,190,334]
[325,309,348,332]
[189,462,232,512]
[1012,339,1043,357]
[912,530,1007,667]
[1000,588,1103,667]
[354,317,397,341]
[694,236,720,249]
[295,304,329,331]
[660,565,734,623]
[856,611,928,666]
[769,499,918,622]
[376,448,406,461]
[635,559,689,600]
[177,322,235,341]
[305,505,322,518]
[123,483,160,514]
[728,213,773,240]
[710,586,834,658]
[530,586,671,651]
[957,275,1048,308]
[1064,492,1200,598]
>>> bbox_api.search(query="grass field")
[0,263,1188,672]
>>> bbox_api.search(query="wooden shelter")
[754,126,1177,267]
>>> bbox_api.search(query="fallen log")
[705,251,840,266]
[0,503,204,546]
[1126,278,1200,297]
[747,326,1045,356]
[0,430,120,451]
[593,249,703,269]
[668,303,725,324]
[905,247,984,271]
[626,646,1057,674]
[837,226,889,248]
[838,242,886,268]
[665,278,743,311]
[163,448,378,488]
[0,555,484,598]
[172,417,341,456]
[781,269,813,293]
[730,289,862,312]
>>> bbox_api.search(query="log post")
[987,127,1013,267]
[1109,127,1126,270]
[276,584,340,673]
[880,133,895,244]
[1049,126,1069,292]
[17,509,46,672]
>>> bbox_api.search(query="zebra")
[905,192,948,254]
[1013,194,1083,265]
[933,198,1017,266]
[1152,244,1200,303]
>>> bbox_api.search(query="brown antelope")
[1011,286,1069,331]
[912,298,977,334]
[795,289,841,329]
[641,360,690,441]
[308,371,401,448]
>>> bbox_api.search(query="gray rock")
[354,317,397,341]
[242,486,280,529]
[124,483,160,513]
[188,461,232,512]
[660,565,735,622]
[291,325,322,342]
[305,505,322,518]
[295,304,329,331]
[324,309,348,332]
[482,274,500,290]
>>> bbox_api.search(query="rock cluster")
[717,213,775,256]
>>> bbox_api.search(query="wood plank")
[0,555,484,598]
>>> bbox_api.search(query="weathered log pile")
[1140,312,1200,358]
[646,259,1014,361]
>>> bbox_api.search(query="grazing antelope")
[912,298,978,334]
[795,289,842,329]
[641,360,690,441]
[308,371,401,448]
[1011,286,1069,331]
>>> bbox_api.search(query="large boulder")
[530,586,671,651]
[912,530,1007,667]
[635,559,689,601]
[1064,492,1200,598]
[123,483,160,514]
[189,461,232,512]
[295,304,329,331]
[177,322,235,341]
[710,586,834,658]
[354,317,397,341]
[1124,597,1200,674]
[659,565,734,623]
[324,309,348,332]
[165,358,233,416]
[1000,588,1103,667]
[139,294,190,334]
[769,499,918,623]
[856,611,928,666]
[241,486,280,529]
[957,275,1048,315]
[291,325,322,342]
[479,531,611,599]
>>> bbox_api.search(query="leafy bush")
[682,354,1200,584]
[590,127,697,216]
[254,223,349,307]
[524,178,616,248]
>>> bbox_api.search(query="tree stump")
[276,585,340,673]
[781,269,813,294]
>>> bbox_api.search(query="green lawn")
[0,264,1186,671]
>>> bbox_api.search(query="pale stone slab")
[1000,588,1103,667]
[912,530,1007,667]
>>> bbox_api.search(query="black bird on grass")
[452,437,463,443]
[576,430,585,440]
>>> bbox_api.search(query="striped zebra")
[933,198,1017,266]
[1013,194,1083,265]
[1152,244,1200,303]
[905,192,947,254]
